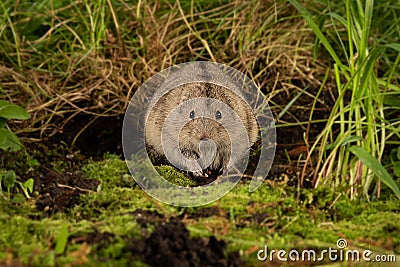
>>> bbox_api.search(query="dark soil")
[130,208,165,227]
[125,220,244,267]
[180,206,224,219]
[71,230,116,249]
[0,141,100,216]
[34,168,100,216]
[66,209,243,266]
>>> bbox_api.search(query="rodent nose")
[199,132,210,141]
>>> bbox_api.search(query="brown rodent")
[145,81,259,177]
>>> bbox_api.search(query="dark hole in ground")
[46,114,124,158]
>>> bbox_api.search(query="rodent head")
[145,82,259,174]
[176,97,236,171]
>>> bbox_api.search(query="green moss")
[82,154,133,190]
[1,155,399,266]
[184,182,400,262]
[154,165,196,187]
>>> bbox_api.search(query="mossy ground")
[154,165,196,187]
[1,154,399,266]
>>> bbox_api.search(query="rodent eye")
[215,110,222,120]
[189,110,195,119]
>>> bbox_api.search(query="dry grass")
[0,0,327,142]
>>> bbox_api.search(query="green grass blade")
[358,45,385,93]
[275,86,308,122]
[348,146,400,199]
[385,43,400,53]
[288,0,344,70]
[55,224,69,254]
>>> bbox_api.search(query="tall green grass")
[289,0,400,200]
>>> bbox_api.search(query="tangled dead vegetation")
[1,0,331,154]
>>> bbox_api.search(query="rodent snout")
[199,133,210,141]
[182,118,218,142]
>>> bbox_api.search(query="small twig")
[328,193,342,209]
[56,183,95,193]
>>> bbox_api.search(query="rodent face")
[145,81,259,174]
[177,98,234,170]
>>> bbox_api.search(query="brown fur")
[145,82,259,174]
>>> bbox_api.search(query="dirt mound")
[125,221,244,267]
